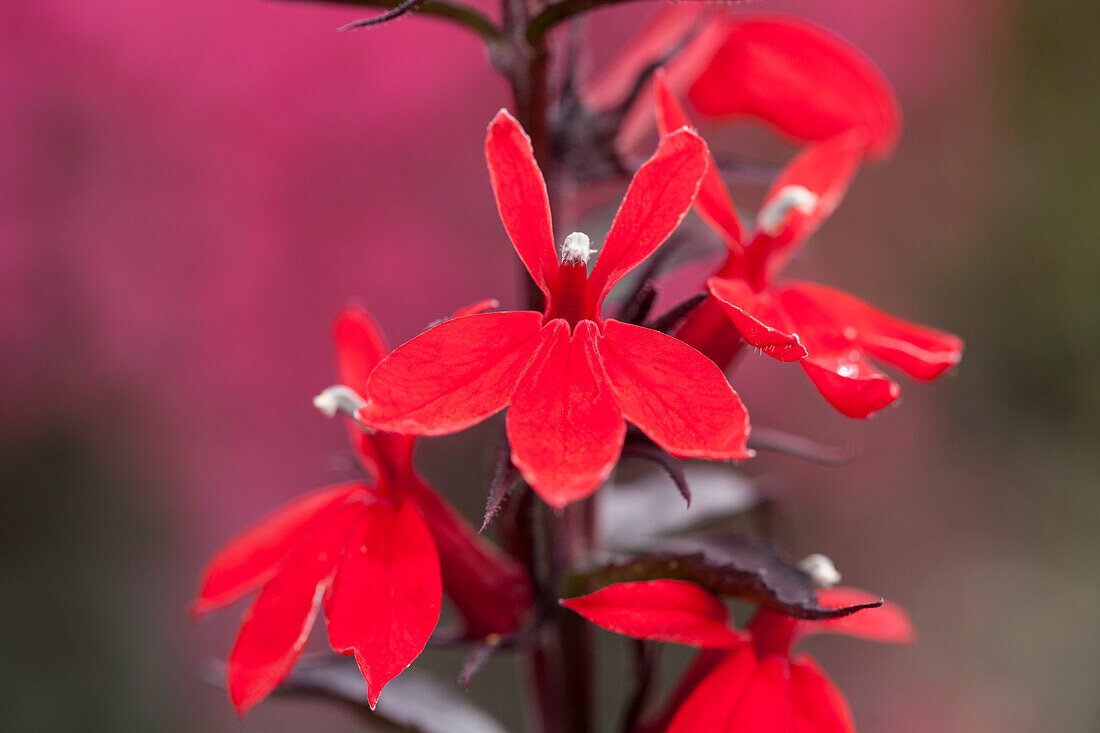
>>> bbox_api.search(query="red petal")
[598,320,751,459]
[486,110,558,301]
[586,129,709,315]
[778,282,962,417]
[361,311,547,435]
[226,504,362,715]
[192,483,361,618]
[726,656,791,730]
[333,304,388,395]
[654,71,746,253]
[800,357,899,419]
[790,656,855,733]
[707,279,806,361]
[776,286,900,418]
[783,282,963,381]
[560,580,747,649]
[324,500,442,709]
[506,320,625,508]
[640,650,728,732]
[331,306,415,482]
[401,473,532,637]
[666,647,758,732]
[672,295,748,369]
[801,588,915,645]
[748,132,864,282]
[688,16,901,158]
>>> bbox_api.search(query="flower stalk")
[194,5,964,731]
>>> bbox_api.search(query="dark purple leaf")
[571,534,882,620]
[620,440,691,506]
[646,292,707,334]
[618,279,658,325]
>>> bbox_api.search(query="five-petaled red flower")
[193,305,530,714]
[359,110,751,508]
[655,75,964,418]
[562,579,913,732]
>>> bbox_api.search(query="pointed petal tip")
[229,681,258,719]
[490,107,515,125]
[352,650,383,709]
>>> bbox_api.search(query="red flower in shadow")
[192,305,530,715]
[360,110,751,508]
[562,579,913,732]
[656,75,963,418]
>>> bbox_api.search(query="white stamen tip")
[757,185,819,235]
[561,232,595,264]
[798,553,842,589]
[313,385,367,419]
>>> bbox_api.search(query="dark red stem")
[493,8,596,730]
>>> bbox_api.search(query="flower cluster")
[194,8,962,731]
[193,305,530,713]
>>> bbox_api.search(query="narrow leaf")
[646,292,708,334]
[747,426,859,466]
[620,437,691,506]
[458,635,505,690]
[481,429,521,533]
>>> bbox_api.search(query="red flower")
[592,13,900,160]
[329,304,532,640]
[360,110,751,508]
[562,580,913,732]
[688,15,901,159]
[193,305,531,714]
[656,76,964,418]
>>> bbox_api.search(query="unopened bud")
[757,185,819,236]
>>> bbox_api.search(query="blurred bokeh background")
[1,0,1096,731]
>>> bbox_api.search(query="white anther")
[756,185,820,236]
[561,232,595,264]
[312,385,367,419]
[798,553,842,589]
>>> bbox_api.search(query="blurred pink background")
[2,0,1096,731]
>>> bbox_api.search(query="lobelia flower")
[655,74,964,418]
[591,12,901,161]
[359,110,751,509]
[562,579,914,732]
[686,15,902,160]
[192,305,531,715]
[324,303,532,640]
